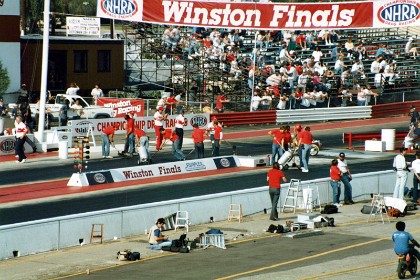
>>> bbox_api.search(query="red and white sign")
[97,98,145,117]
[97,0,420,29]
[68,113,210,136]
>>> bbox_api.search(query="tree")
[0,60,11,97]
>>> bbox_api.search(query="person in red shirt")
[284,125,292,151]
[268,126,285,165]
[134,127,150,162]
[215,92,229,113]
[267,162,287,221]
[191,124,207,159]
[298,126,314,172]
[122,113,135,156]
[160,127,185,161]
[330,159,342,207]
[166,94,178,115]
[212,120,223,156]
[101,123,116,158]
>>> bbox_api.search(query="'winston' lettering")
[161,1,355,28]
[123,169,154,179]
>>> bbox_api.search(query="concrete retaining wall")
[0,170,406,260]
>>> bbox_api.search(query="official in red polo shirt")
[134,127,150,162]
[267,162,287,221]
[212,120,223,156]
[160,127,185,161]
[268,126,285,165]
[298,126,314,173]
[101,123,116,159]
[191,123,206,159]
[330,159,342,207]
[215,92,229,113]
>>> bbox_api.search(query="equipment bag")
[117,250,131,261]
[387,208,402,217]
[130,252,140,261]
[321,204,338,214]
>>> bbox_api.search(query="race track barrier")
[343,131,407,149]
[372,101,420,118]
[210,110,276,126]
[0,170,403,260]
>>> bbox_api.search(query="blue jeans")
[212,139,220,156]
[301,144,311,170]
[413,174,419,203]
[101,134,110,157]
[147,240,172,250]
[172,139,185,160]
[139,136,150,160]
[128,134,135,154]
[269,188,280,220]
[340,173,353,202]
[330,180,341,204]
[271,144,283,165]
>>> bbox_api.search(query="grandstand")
[120,23,420,112]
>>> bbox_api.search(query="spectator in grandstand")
[405,37,418,58]
[66,82,79,95]
[215,92,229,113]
[375,44,385,58]
[318,30,332,45]
[277,92,289,110]
[266,72,282,86]
[175,92,185,114]
[256,31,268,50]
[288,32,297,51]
[370,56,383,74]
[357,85,367,106]
[209,28,219,43]
[410,105,419,124]
[171,26,181,47]
[251,91,262,112]
[313,71,328,92]
[314,89,328,107]
[248,65,255,89]
[296,33,307,50]
[230,57,241,79]
[351,60,365,79]
[162,26,173,51]
[339,87,353,107]
[202,100,213,114]
[331,43,343,61]
[334,55,346,74]
[364,85,378,105]
[297,70,309,93]
[384,60,399,85]
[261,90,272,110]
[312,46,323,62]
[279,43,293,63]
[344,37,355,58]
[287,63,299,91]
[330,30,340,44]
[301,90,316,108]
[341,68,353,88]
[305,31,317,50]
[355,42,366,60]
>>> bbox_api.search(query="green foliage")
[0,60,10,96]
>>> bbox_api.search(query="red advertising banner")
[97,0,420,29]
[97,98,145,117]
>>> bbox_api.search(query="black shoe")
[350,200,355,204]
[270,218,278,221]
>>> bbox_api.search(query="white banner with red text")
[68,113,210,137]
[97,98,145,118]
[96,0,420,30]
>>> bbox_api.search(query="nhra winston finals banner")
[97,0,420,30]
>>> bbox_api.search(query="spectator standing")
[71,99,84,117]
[251,91,262,112]
[409,105,419,124]
[175,109,185,148]
[174,92,185,114]
[267,162,287,221]
[339,87,353,107]
[411,152,420,205]
[405,37,418,58]
[101,124,115,159]
[357,85,367,106]
[15,116,28,163]
[393,147,410,199]
[215,92,229,113]
[66,82,79,95]
[261,91,272,110]
[91,83,104,105]
[338,152,354,205]
[312,46,323,62]
[0,99,7,135]
[298,126,313,172]
[191,124,206,159]
[330,159,342,207]
[59,99,70,127]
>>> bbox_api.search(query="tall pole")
[250,32,257,112]
[38,0,50,142]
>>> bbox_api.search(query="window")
[74,50,88,73]
[97,50,111,72]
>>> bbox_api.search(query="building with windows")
[21,35,124,96]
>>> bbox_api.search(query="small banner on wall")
[85,171,115,185]
[213,156,237,169]
[97,98,145,117]
[96,0,420,29]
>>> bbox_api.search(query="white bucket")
[59,141,68,159]
[381,129,396,151]
[404,137,414,148]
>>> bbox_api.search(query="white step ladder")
[282,179,302,214]
[303,184,322,213]
[368,194,390,224]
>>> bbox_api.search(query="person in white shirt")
[261,91,272,110]
[384,61,398,84]
[153,107,167,150]
[91,83,103,105]
[357,85,367,106]
[251,92,262,112]
[370,56,382,74]
[301,91,316,108]
[338,152,353,204]
[15,116,28,163]
[266,72,282,86]
[405,37,418,58]
[175,109,185,148]
[334,56,345,74]
[339,87,353,107]
[297,72,308,93]
[71,99,84,117]
[279,44,293,63]
[351,60,365,77]
[312,46,323,62]
[411,152,420,204]
[393,147,410,199]
[66,82,79,95]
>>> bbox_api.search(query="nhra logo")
[0,139,15,153]
[93,173,106,184]
[101,0,139,17]
[219,158,231,168]
[377,0,420,26]
[75,121,94,135]
[190,115,208,128]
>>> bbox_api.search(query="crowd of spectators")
[143,24,419,112]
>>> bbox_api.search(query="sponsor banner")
[68,113,209,136]
[97,0,377,30]
[85,171,115,185]
[373,0,420,28]
[66,17,101,37]
[110,157,220,182]
[0,134,34,156]
[97,98,145,117]
[213,156,237,169]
